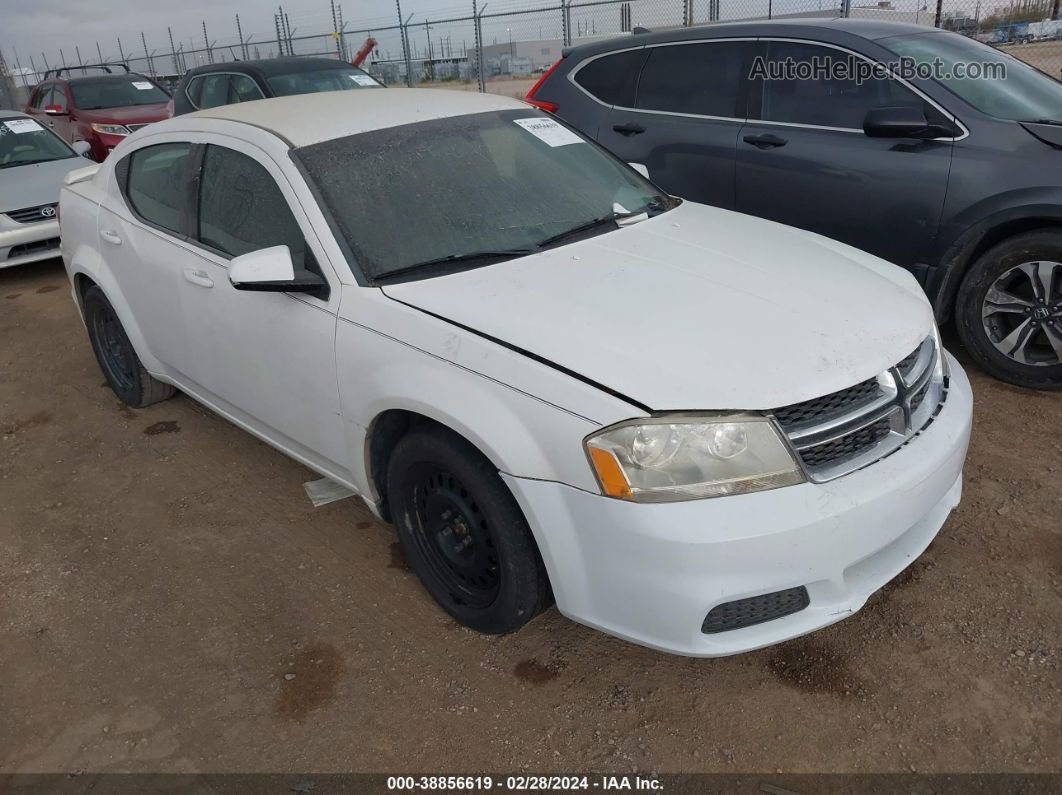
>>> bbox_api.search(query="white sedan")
[59,89,973,656]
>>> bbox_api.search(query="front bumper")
[0,218,62,269]
[503,352,973,656]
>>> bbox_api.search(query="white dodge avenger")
[59,89,973,656]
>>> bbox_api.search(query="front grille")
[5,204,57,224]
[798,416,894,468]
[8,237,60,260]
[702,586,810,634]
[772,376,881,429]
[770,337,944,481]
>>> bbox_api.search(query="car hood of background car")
[0,156,85,211]
[382,201,935,411]
[76,104,170,124]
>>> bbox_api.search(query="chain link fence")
[2,0,1061,105]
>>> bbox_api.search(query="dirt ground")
[1,257,1060,776]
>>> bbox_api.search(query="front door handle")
[182,268,214,288]
[100,229,122,246]
[612,122,645,137]
[743,133,788,149]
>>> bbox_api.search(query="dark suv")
[527,19,1062,389]
[170,57,381,116]
[24,65,170,162]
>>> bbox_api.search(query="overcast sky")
[0,0,484,72]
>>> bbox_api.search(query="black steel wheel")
[386,425,551,634]
[83,285,176,408]
[957,231,1062,390]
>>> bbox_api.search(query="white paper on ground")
[513,117,584,147]
[304,477,357,507]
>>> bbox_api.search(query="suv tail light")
[524,59,562,113]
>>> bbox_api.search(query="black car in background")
[170,57,381,115]
[527,19,1062,389]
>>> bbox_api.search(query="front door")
[735,40,954,274]
[596,39,756,210]
[174,140,348,476]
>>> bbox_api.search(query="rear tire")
[955,230,1062,390]
[386,425,551,634]
[83,285,176,408]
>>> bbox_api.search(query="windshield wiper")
[374,248,535,282]
[0,158,59,169]
[534,199,669,250]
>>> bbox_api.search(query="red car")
[24,65,170,162]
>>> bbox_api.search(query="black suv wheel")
[956,231,1062,390]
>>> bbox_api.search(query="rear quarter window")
[121,143,192,235]
[573,49,646,107]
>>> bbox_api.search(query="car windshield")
[881,32,1062,122]
[0,118,75,168]
[69,77,169,110]
[294,109,668,281]
[266,67,380,96]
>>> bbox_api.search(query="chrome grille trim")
[770,336,946,482]
[6,203,58,224]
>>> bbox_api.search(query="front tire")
[386,426,551,634]
[83,285,176,408]
[955,230,1062,390]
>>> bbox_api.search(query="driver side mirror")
[228,245,328,298]
[71,140,93,158]
[44,104,68,116]
[863,106,956,139]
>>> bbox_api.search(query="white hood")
[383,202,934,411]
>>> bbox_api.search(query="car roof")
[566,18,944,58]
[182,57,359,81]
[186,88,527,147]
[65,73,153,86]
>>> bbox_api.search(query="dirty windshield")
[294,109,668,282]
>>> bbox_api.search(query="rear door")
[596,39,756,210]
[735,39,954,274]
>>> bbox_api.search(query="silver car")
[1,111,92,269]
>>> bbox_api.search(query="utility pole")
[331,0,341,59]
[76,45,84,68]
[275,13,284,57]
[141,32,152,77]
[169,28,179,74]
[117,36,125,64]
[96,42,104,65]
[285,12,294,55]
[237,14,247,60]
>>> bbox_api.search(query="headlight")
[585,416,805,503]
[91,123,131,137]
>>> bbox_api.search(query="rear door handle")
[612,122,645,137]
[743,133,788,149]
[182,268,214,288]
[100,229,122,246]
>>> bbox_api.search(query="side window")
[636,42,749,117]
[185,76,204,108]
[760,41,926,129]
[573,49,646,107]
[197,74,233,109]
[50,85,68,112]
[124,143,192,235]
[230,74,264,103]
[32,84,52,109]
[197,145,316,274]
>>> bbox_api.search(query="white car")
[59,89,973,656]
[1,111,92,268]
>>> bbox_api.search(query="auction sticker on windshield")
[514,117,583,147]
[3,119,44,134]
[349,74,379,86]
[132,81,154,90]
